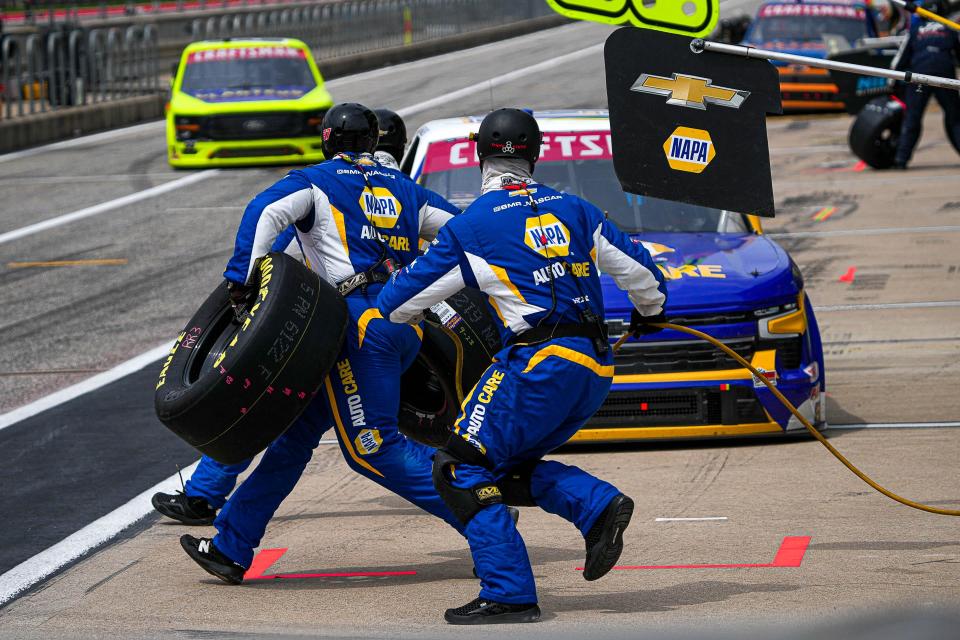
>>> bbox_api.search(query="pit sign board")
[546,0,719,37]
[605,28,783,217]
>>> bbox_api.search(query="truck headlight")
[758,293,807,337]
[175,116,202,141]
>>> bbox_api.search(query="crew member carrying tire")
[176,102,467,583]
[377,108,669,624]
[893,0,960,169]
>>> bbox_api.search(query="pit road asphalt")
[1,14,960,638]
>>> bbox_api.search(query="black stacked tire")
[849,97,904,169]
[398,288,501,448]
[154,253,347,464]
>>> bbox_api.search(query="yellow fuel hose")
[915,6,960,32]
[890,0,960,33]
[613,323,960,516]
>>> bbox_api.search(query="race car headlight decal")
[175,116,202,141]
[762,292,807,336]
[304,110,328,132]
[765,307,807,335]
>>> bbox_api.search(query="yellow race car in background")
[167,38,333,168]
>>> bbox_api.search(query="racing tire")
[398,288,502,448]
[848,97,904,169]
[154,252,348,464]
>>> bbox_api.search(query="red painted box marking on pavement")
[244,548,417,581]
[578,536,811,571]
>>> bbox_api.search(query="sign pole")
[690,39,960,92]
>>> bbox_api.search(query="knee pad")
[432,449,503,526]
[499,462,538,507]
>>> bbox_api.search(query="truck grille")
[589,387,769,428]
[204,113,306,140]
[614,338,756,375]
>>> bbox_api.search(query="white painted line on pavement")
[815,301,960,312]
[0,459,200,607]
[327,21,591,88]
[0,170,220,246]
[769,225,960,238]
[0,342,172,432]
[831,422,960,430]
[395,43,605,118]
[0,120,165,164]
[655,517,728,522]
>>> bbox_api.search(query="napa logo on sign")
[359,187,402,229]
[524,213,570,257]
[662,126,715,174]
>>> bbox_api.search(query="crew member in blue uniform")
[177,103,465,584]
[152,226,302,526]
[377,108,669,624]
[152,108,424,528]
[893,0,960,169]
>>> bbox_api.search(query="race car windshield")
[744,3,870,45]
[180,47,316,93]
[420,135,749,234]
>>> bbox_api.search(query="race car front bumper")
[571,349,825,443]
[167,137,326,168]
[778,66,844,111]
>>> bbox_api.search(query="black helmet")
[321,102,379,157]
[474,108,541,168]
[374,108,408,163]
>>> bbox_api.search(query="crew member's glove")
[227,281,253,322]
[629,309,667,336]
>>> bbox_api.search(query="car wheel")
[154,252,347,464]
[399,288,502,448]
[848,97,903,169]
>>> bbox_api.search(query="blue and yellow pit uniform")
[377,178,668,605]
[206,152,463,568]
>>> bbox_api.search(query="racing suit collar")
[481,157,534,195]
[335,151,377,166]
[373,150,400,170]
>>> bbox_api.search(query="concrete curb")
[0,14,568,155]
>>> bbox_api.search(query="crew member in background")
[893,0,960,169]
[373,107,407,169]
[178,103,465,583]
[378,108,669,624]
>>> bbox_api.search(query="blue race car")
[741,0,880,111]
[401,110,826,442]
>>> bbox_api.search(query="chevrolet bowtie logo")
[630,73,750,110]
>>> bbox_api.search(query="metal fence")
[183,0,552,60]
[1,0,553,120]
[2,23,158,117]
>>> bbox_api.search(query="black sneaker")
[152,491,216,526]
[180,535,247,585]
[444,597,540,625]
[583,493,634,581]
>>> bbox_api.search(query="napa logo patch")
[354,429,382,456]
[662,127,715,174]
[524,213,570,257]
[359,187,402,229]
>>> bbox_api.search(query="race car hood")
[600,232,799,317]
[169,84,333,114]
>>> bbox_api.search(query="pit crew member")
[373,107,407,169]
[377,108,669,624]
[894,0,960,168]
[179,102,466,582]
